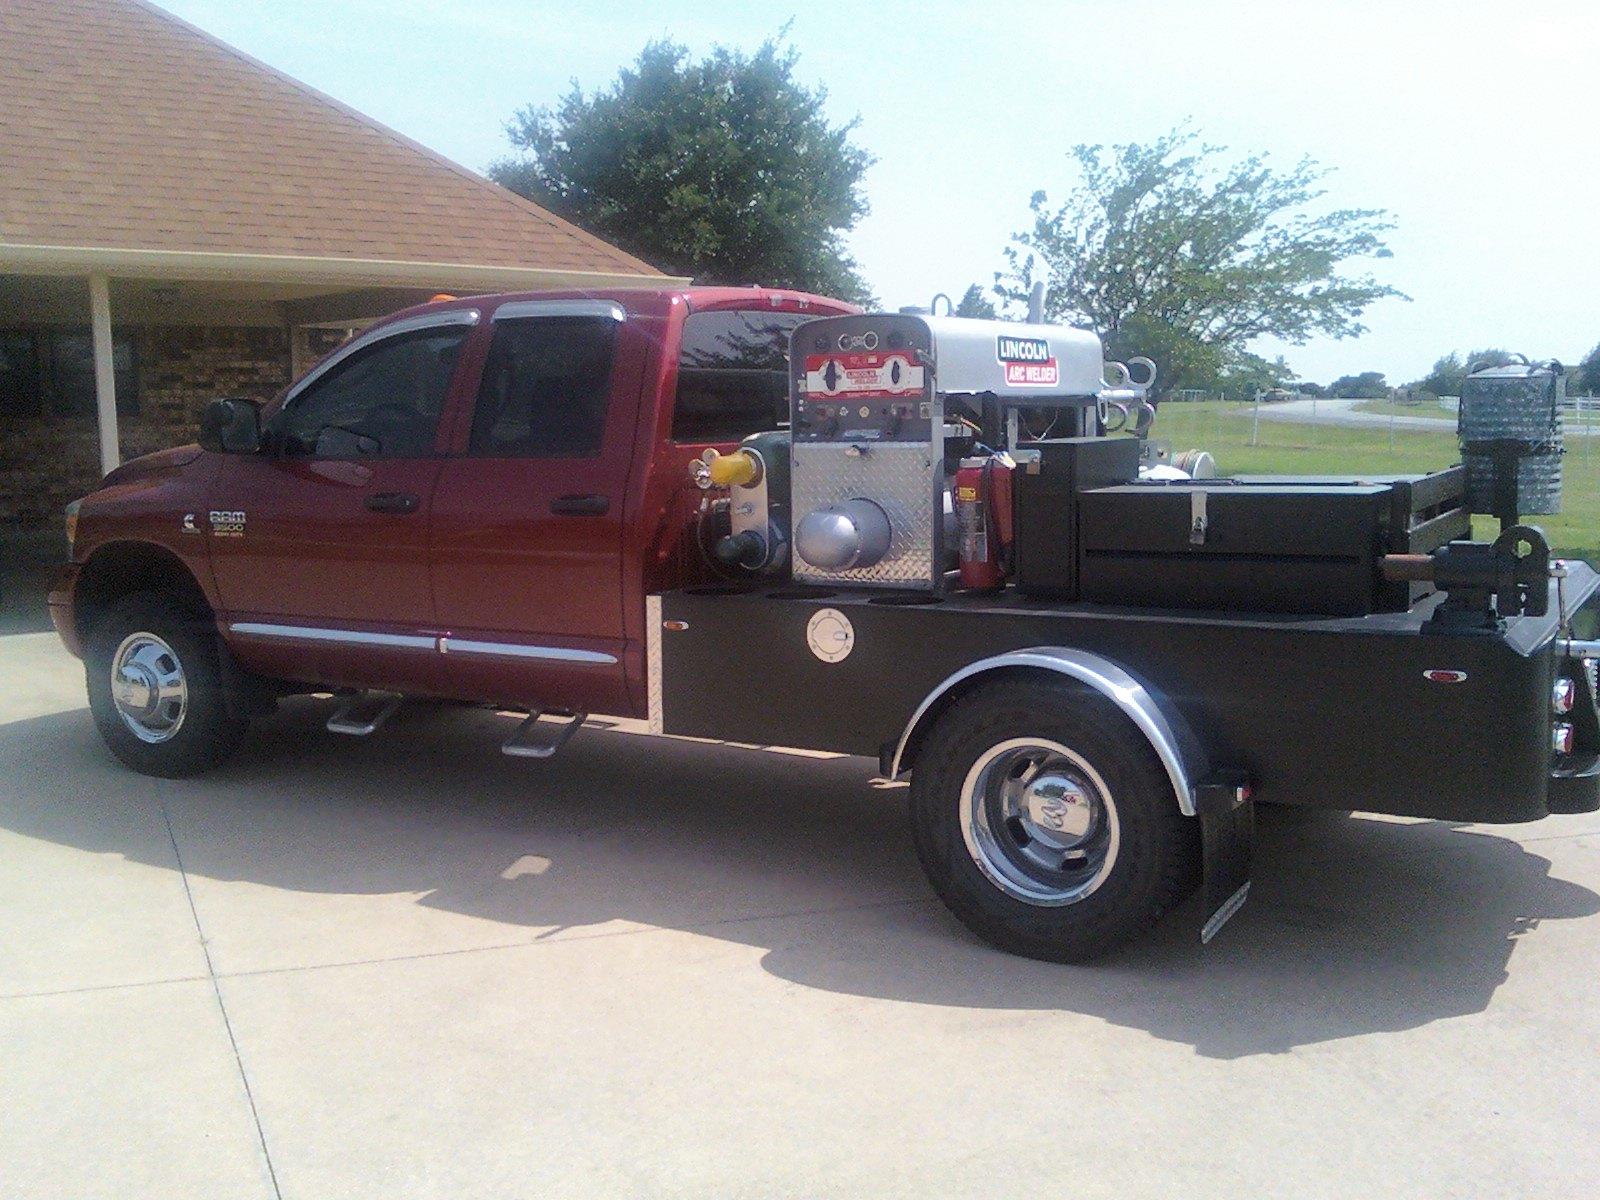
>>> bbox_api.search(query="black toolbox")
[1012,437,1142,599]
[1075,470,1469,616]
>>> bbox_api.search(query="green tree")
[1575,342,1600,394]
[1328,371,1389,399]
[953,284,997,318]
[1412,348,1517,397]
[491,37,875,304]
[996,127,1403,394]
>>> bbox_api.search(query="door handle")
[550,493,610,516]
[365,491,420,514]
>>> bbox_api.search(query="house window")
[0,331,40,417]
[49,330,139,418]
[0,329,140,418]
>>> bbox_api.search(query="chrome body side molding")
[229,623,617,665]
[889,646,1209,816]
[228,622,436,650]
[438,637,617,665]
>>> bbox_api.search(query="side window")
[469,316,617,458]
[673,310,811,442]
[277,327,466,458]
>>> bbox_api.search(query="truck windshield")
[673,309,811,442]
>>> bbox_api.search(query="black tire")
[85,591,248,778]
[909,677,1198,963]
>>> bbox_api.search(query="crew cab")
[51,287,1600,962]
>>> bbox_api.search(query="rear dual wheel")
[909,677,1198,962]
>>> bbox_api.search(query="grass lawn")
[1147,401,1600,561]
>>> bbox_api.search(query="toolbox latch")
[1190,489,1208,546]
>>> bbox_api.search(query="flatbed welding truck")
[50,287,1600,961]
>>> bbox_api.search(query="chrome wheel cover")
[110,632,188,744]
[959,737,1119,906]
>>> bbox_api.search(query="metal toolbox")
[1077,481,1395,616]
[1012,437,1143,599]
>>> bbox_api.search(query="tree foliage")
[1410,348,1518,398]
[996,128,1403,393]
[1577,342,1600,395]
[491,36,875,304]
[1328,370,1390,399]
[953,284,997,318]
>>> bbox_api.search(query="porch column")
[89,272,120,473]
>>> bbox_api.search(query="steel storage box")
[1012,437,1143,599]
[1076,482,1395,616]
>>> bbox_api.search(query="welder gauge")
[806,608,855,663]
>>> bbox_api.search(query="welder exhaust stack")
[1459,358,1565,528]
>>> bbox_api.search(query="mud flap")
[1195,771,1254,944]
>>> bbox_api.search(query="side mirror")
[198,398,263,454]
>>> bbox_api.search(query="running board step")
[326,692,403,736]
[502,710,586,759]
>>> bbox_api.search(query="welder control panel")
[790,315,937,443]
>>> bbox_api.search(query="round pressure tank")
[794,499,893,571]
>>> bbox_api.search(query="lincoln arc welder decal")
[996,335,1059,387]
[802,351,925,399]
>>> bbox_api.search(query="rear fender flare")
[888,647,1209,816]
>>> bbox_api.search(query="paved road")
[6,631,1600,1198]
[1253,397,1600,438]
[1256,397,1456,430]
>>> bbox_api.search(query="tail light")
[1553,723,1575,755]
[1553,677,1577,715]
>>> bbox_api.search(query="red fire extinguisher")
[956,454,1014,591]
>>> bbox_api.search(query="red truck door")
[208,312,475,690]
[429,300,644,714]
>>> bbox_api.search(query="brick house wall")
[1,325,346,526]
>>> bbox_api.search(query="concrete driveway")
[5,629,1600,1199]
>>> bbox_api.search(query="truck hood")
[100,444,204,488]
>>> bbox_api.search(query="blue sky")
[157,0,1599,385]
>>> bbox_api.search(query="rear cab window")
[672,310,815,442]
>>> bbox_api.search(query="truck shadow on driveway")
[5,699,1597,1060]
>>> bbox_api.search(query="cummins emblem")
[806,608,855,663]
[209,510,246,538]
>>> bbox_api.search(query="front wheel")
[86,592,248,777]
[909,677,1198,962]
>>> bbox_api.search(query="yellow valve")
[708,449,761,488]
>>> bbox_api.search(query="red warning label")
[802,352,925,398]
[1003,359,1059,387]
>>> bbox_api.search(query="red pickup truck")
[53,286,848,760]
[50,286,1600,962]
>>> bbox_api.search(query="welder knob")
[795,499,892,571]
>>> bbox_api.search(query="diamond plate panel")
[791,442,941,587]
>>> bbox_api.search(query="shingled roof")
[0,0,669,285]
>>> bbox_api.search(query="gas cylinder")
[955,455,1013,591]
